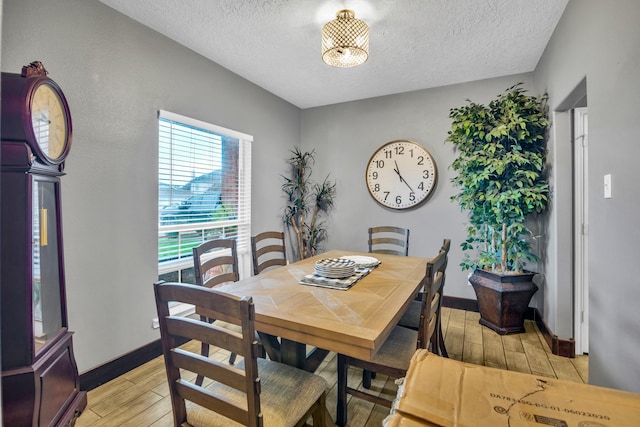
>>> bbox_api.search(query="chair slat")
[255,244,284,258]
[156,283,245,321]
[170,348,248,391]
[166,317,245,355]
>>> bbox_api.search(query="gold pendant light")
[321,10,369,68]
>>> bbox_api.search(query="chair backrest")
[417,249,448,350]
[368,226,410,256]
[154,281,263,427]
[441,238,451,255]
[193,239,239,288]
[431,238,451,355]
[251,231,287,275]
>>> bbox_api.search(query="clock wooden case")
[1,62,86,426]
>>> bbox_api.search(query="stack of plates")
[314,258,356,279]
[339,255,380,268]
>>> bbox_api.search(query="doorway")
[573,107,589,355]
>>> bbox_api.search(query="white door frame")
[573,107,589,354]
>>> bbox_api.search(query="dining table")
[211,249,429,372]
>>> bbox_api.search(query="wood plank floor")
[75,308,588,427]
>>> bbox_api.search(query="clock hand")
[393,161,402,181]
[394,160,416,193]
[400,177,415,193]
[37,113,51,124]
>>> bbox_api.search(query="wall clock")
[366,139,437,210]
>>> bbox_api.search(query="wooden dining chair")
[193,238,240,374]
[362,226,410,387]
[251,231,287,275]
[336,249,448,427]
[153,281,327,427]
[368,226,410,256]
[397,238,451,357]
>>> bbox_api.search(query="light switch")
[604,174,612,198]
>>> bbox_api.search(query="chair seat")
[397,300,421,330]
[369,325,418,371]
[184,358,327,427]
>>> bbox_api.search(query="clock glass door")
[32,179,63,354]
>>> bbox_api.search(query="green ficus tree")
[447,83,550,273]
[282,148,336,260]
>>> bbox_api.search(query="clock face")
[366,140,437,210]
[30,83,68,161]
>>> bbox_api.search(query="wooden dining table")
[212,249,428,372]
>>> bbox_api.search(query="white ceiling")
[98,0,568,109]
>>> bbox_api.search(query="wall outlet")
[604,174,612,198]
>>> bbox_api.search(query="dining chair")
[193,238,240,377]
[335,248,448,427]
[368,226,410,256]
[153,281,327,427]
[362,226,410,387]
[397,238,451,357]
[251,231,287,275]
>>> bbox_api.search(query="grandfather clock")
[1,62,86,426]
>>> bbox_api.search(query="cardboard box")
[387,349,640,427]
[384,413,439,427]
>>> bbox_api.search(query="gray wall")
[534,0,640,393]
[1,0,299,372]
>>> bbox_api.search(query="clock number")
[394,146,405,156]
[383,192,390,201]
[418,182,424,191]
[417,156,424,165]
[374,183,380,192]
[396,195,402,205]
[372,171,378,179]
[384,149,392,159]
[375,160,385,168]
[409,192,415,202]
[423,170,430,179]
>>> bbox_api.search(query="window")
[158,110,252,283]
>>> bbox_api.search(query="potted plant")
[446,83,550,334]
[282,148,336,260]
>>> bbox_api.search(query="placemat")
[299,263,380,290]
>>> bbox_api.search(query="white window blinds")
[157,110,252,277]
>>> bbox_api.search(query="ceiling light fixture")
[321,9,369,68]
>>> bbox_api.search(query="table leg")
[336,354,347,427]
[281,338,308,370]
[257,332,281,362]
[280,339,330,373]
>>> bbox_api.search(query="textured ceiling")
[98,0,568,109]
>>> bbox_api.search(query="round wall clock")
[365,139,437,210]
[1,61,72,165]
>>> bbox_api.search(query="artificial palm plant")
[282,148,336,260]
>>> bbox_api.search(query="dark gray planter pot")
[469,269,538,335]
